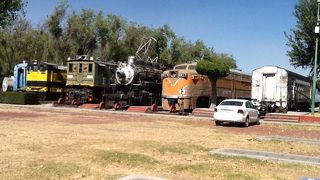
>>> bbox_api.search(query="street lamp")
[311,0,320,114]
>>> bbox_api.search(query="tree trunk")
[209,77,217,108]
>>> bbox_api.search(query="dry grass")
[0,107,320,179]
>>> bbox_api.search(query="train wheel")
[72,99,80,105]
[57,98,64,104]
[151,103,158,112]
[114,103,121,111]
[98,102,105,109]
[169,105,176,113]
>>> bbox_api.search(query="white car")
[213,99,260,127]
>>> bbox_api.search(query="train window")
[175,65,187,70]
[83,64,88,73]
[79,63,82,73]
[188,65,196,70]
[40,64,47,72]
[88,64,93,73]
[33,65,38,71]
[69,63,73,72]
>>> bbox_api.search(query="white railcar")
[251,66,310,112]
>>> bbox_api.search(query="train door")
[263,73,276,100]
[17,67,26,90]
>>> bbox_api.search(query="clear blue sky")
[25,0,308,76]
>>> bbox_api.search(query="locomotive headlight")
[67,74,73,79]
[87,75,93,79]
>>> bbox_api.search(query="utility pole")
[312,0,320,114]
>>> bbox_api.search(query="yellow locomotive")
[26,60,66,100]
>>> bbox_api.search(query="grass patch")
[136,141,208,155]
[1,162,83,179]
[105,174,125,180]
[158,143,208,155]
[225,172,259,180]
[171,163,211,175]
[38,162,80,178]
[159,144,191,154]
[209,154,271,166]
[171,162,262,179]
[96,150,158,167]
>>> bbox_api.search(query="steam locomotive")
[106,56,162,109]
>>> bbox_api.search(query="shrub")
[0,92,39,105]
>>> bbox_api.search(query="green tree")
[45,0,69,64]
[66,9,97,56]
[0,17,36,76]
[285,0,318,74]
[152,25,175,63]
[196,54,237,107]
[0,0,25,27]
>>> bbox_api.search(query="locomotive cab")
[65,55,115,105]
[26,60,66,100]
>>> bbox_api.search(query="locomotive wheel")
[57,98,64,104]
[114,103,121,110]
[169,105,176,113]
[98,102,105,109]
[72,99,80,105]
[151,103,158,112]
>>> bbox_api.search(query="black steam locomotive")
[106,56,162,109]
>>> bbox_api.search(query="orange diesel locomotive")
[161,63,252,112]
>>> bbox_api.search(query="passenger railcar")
[161,63,252,112]
[251,66,311,112]
[26,60,66,100]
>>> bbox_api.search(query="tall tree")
[196,54,237,107]
[0,0,25,28]
[152,25,175,63]
[46,0,69,64]
[285,0,318,74]
[0,17,35,76]
[66,9,97,56]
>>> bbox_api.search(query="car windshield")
[220,101,243,106]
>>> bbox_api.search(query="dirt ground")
[0,105,320,180]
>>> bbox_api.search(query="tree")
[196,54,237,107]
[0,0,25,28]
[66,9,97,56]
[285,0,318,74]
[0,17,36,76]
[152,25,175,63]
[46,0,69,64]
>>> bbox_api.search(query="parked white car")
[213,99,260,127]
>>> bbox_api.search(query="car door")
[245,101,254,121]
[248,101,259,121]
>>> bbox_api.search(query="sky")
[25,0,309,76]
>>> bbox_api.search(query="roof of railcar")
[253,65,310,82]
[169,62,251,76]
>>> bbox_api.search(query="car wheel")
[215,120,221,126]
[256,118,260,125]
[243,117,249,127]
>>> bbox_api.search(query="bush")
[0,92,39,105]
